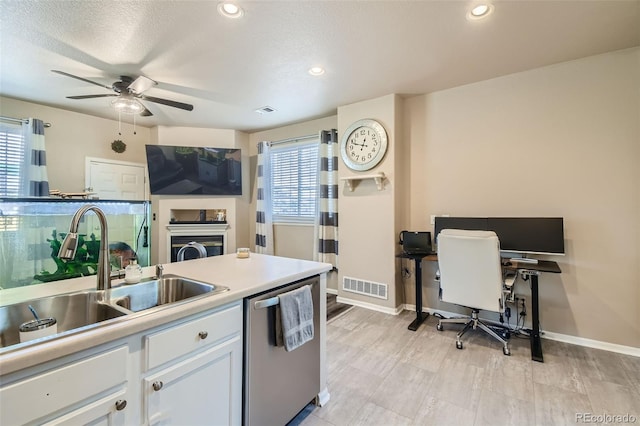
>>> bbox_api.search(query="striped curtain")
[314,129,339,268]
[23,118,49,197]
[255,141,274,254]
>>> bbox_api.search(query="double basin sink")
[0,274,229,349]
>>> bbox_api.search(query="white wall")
[337,94,403,310]
[0,97,151,193]
[405,47,640,347]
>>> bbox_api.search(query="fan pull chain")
[118,110,122,136]
[133,113,137,135]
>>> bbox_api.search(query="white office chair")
[436,229,511,356]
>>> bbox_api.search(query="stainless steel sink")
[0,274,228,350]
[109,274,228,312]
[0,292,127,348]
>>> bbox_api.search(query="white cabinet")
[0,301,242,426]
[0,345,129,425]
[143,302,243,425]
[41,389,128,426]
[144,337,242,425]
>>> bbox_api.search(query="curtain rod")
[0,116,52,128]
[270,134,316,146]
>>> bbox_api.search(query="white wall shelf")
[339,172,386,191]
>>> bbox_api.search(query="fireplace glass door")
[170,235,223,262]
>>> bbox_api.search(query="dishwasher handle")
[254,296,280,309]
[253,281,318,310]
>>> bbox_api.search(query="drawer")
[145,302,241,370]
[0,346,128,425]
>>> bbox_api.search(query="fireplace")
[165,223,229,263]
[170,235,223,262]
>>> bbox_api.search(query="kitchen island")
[0,253,332,425]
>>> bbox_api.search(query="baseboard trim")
[336,295,403,315]
[542,331,640,357]
[316,388,330,407]
[403,304,640,358]
[326,288,338,295]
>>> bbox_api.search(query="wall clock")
[340,119,388,171]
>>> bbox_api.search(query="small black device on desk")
[398,230,434,332]
[399,230,434,256]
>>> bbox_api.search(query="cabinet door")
[0,346,128,425]
[42,389,128,426]
[144,335,242,426]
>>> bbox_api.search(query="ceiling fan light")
[111,97,144,114]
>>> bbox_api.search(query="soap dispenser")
[124,259,143,284]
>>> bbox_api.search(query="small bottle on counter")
[124,259,143,284]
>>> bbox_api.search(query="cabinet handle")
[198,331,208,340]
[115,399,127,411]
[153,381,164,391]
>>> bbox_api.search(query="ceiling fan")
[51,70,194,116]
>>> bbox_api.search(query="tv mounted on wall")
[145,145,242,196]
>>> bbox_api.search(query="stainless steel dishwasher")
[243,275,320,426]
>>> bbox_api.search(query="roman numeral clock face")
[340,119,388,171]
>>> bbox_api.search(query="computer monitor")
[487,217,564,256]
[434,217,488,243]
[433,216,565,256]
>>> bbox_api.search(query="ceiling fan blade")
[139,95,194,111]
[67,94,118,99]
[128,75,157,95]
[52,70,112,90]
[140,105,153,117]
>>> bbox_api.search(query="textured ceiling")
[1,0,639,132]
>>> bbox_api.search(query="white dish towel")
[279,285,314,351]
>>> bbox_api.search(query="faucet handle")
[155,264,164,279]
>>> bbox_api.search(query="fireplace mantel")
[166,223,229,235]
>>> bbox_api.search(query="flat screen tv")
[145,145,242,195]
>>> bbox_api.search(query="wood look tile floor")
[302,307,640,426]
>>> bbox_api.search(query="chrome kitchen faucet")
[58,204,111,291]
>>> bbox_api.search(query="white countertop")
[0,253,332,375]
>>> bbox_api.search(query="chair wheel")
[436,323,443,331]
[503,346,511,356]
[456,341,463,350]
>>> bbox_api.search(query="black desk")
[406,254,561,362]
[507,260,562,362]
[397,253,436,331]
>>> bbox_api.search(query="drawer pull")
[198,331,208,340]
[115,399,127,411]
[153,381,164,391]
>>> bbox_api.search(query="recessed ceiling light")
[308,67,325,76]
[218,2,244,19]
[468,3,493,19]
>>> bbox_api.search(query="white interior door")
[86,157,147,200]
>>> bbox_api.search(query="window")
[270,140,319,223]
[0,123,25,198]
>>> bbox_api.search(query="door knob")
[153,381,164,391]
